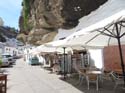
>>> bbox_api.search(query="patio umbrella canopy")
[29,44,70,55]
[44,40,73,54]
[62,10,125,85]
[35,45,58,53]
[44,40,73,79]
[65,10,125,46]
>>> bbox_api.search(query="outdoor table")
[0,74,7,93]
[86,71,102,74]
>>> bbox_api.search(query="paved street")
[1,58,125,93]
[4,58,83,93]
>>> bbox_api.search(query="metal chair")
[73,60,86,85]
[0,74,7,93]
[109,71,124,89]
[86,73,99,90]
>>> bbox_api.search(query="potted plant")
[0,57,2,66]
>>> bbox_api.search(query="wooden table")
[86,71,102,74]
[0,74,7,93]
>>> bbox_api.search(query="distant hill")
[0,26,18,42]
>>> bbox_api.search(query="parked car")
[1,54,14,66]
[29,56,39,65]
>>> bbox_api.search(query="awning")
[64,10,125,47]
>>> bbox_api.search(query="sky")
[0,0,22,29]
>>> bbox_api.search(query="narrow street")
[4,58,83,93]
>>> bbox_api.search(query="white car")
[1,54,14,66]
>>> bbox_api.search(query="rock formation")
[0,17,4,26]
[18,0,108,45]
[0,26,17,42]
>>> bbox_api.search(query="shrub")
[0,58,2,66]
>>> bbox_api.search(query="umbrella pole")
[117,38,125,86]
[63,47,66,79]
[116,23,125,86]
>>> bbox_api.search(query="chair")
[77,69,87,85]
[73,60,86,85]
[0,74,7,93]
[86,73,99,90]
[109,71,124,89]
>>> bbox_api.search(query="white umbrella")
[63,10,125,84]
[45,40,74,79]
[44,40,73,54]
[36,45,58,53]
[29,44,70,55]
[45,39,86,50]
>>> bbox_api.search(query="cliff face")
[18,0,108,45]
[0,26,18,42]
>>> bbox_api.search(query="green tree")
[22,0,30,30]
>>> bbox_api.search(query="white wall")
[4,46,18,56]
[89,49,103,69]
[0,48,2,55]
